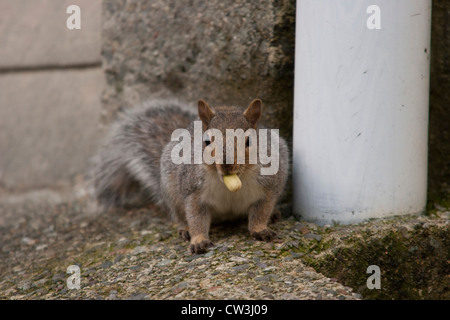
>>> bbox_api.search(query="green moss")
[114,79,124,93]
[312,226,450,299]
[426,190,450,216]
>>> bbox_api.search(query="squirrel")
[92,99,289,254]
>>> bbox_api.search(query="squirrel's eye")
[204,138,211,146]
[245,137,251,148]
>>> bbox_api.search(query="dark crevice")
[0,62,102,74]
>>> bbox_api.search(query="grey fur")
[91,99,289,253]
[92,99,197,208]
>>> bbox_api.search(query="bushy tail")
[90,99,197,209]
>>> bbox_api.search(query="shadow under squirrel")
[92,99,289,254]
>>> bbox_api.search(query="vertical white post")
[293,0,432,225]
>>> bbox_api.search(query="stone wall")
[428,0,450,196]
[101,0,295,141]
[0,0,103,190]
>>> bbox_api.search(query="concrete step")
[0,68,104,189]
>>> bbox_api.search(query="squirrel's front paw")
[178,229,190,242]
[251,228,277,242]
[190,239,214,254]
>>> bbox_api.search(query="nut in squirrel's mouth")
[216,168,242,188]
[217,171,240,183]
[221,173,243,192]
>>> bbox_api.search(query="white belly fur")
[201,172,265,223]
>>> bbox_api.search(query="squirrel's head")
[198,99,262,178]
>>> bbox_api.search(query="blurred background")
[0,0,448,202]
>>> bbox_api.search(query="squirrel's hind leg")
[173,207,190,242]
[165,198,191,242]
[248,198,278,242]
[178,228,190,242]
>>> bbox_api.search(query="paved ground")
[0,187,448,300]
[0,188,362,300]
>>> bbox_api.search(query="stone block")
[0,0,101,68]
[0,68,104,189]
[101,0,295,141]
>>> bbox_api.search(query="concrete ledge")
[0,68,104,189]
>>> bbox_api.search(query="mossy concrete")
[0,190,447,300]
[304,213,449,300]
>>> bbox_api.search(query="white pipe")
[293,0,432,225]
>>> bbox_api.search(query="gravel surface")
[0,190,361,300]
[0,189,447,300]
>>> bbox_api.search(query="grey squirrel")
[92,99,289,254]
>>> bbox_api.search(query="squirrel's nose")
[221,164,236,175]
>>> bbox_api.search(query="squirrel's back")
[91,99,197,208]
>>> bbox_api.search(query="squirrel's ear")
[244,99,262,127]
[198,99,215,125]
